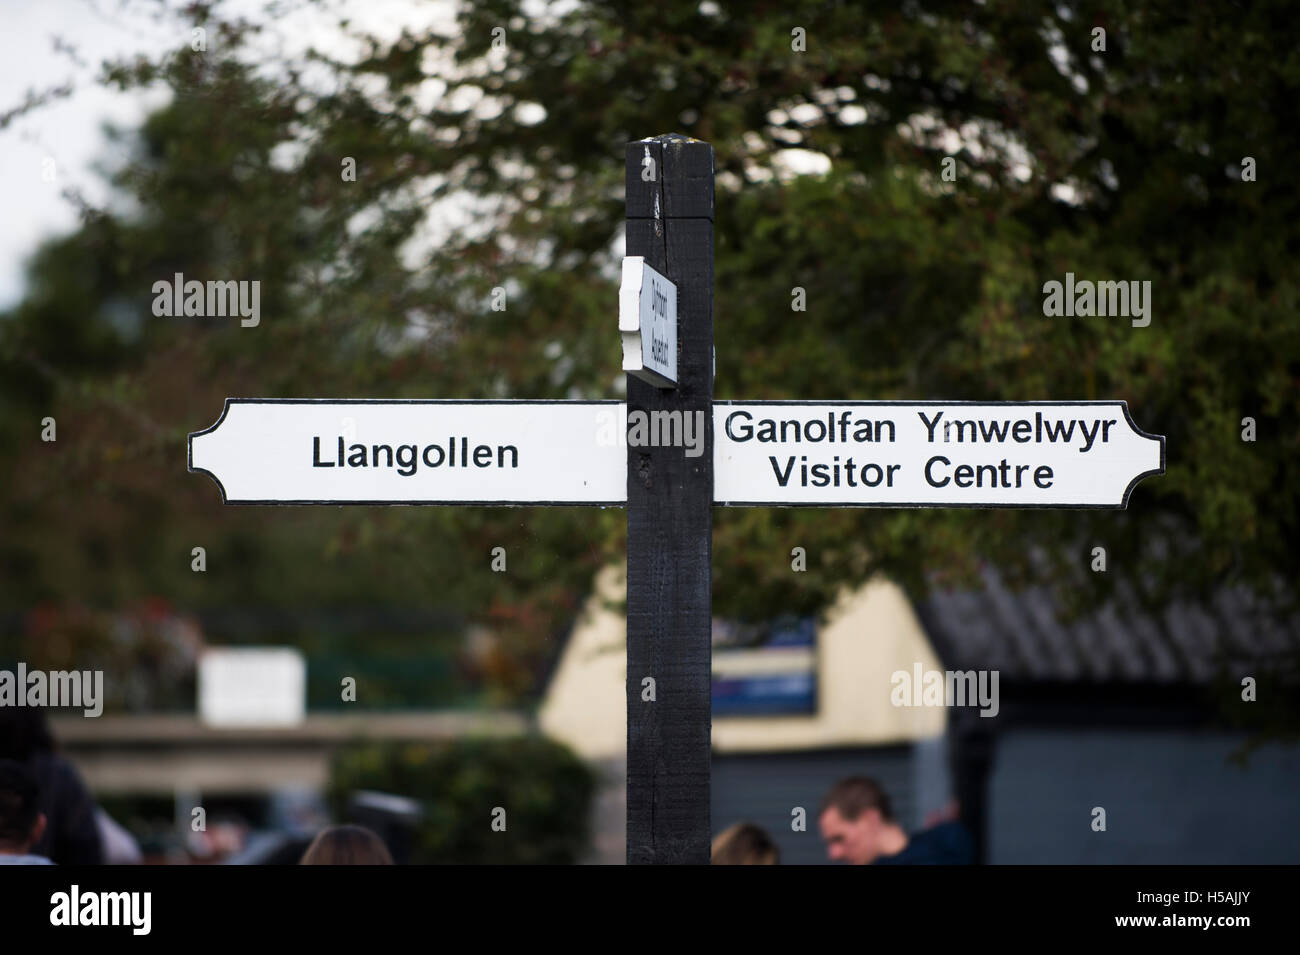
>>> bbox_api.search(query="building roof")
[914,562,1299,686]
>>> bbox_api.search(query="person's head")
[819,776,899,864]
[711,822,780,865]
[0,709,55,762]
[299,825,393,865]
[0,759,47,855]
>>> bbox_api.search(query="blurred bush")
[0,601,202,713]
[326,736,596,864]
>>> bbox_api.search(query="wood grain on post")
[624,134,714,864]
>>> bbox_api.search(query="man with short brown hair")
[819,776,973,865]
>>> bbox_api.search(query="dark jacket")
[874,821,974,865]
[26,751,103,865]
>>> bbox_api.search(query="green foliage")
[0,0,1296,710]
[326,736,596,863]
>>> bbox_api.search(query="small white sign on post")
[619,256,677,388]
[198,647,306,727]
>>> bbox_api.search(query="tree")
[2,0,1296,709]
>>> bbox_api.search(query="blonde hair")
[711,822,779,864]
[299,825,394,865]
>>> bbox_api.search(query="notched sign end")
[1115,400,1166,510]
[187,399,233,504]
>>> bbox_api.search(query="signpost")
[191,399,1165,509]
[187,133,1166,865]
[622,134,715,865]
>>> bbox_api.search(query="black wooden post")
[624,134,714,864]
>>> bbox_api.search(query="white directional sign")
[191,399,1165,508]
[189,399,626,504]
[714,401,1164,508]
[619,256,677,387]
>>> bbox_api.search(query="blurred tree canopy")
[0,0,1296,704]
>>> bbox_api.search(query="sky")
[0,1,170,306]
[0,0,456,310]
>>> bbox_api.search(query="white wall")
[539,565,947,759]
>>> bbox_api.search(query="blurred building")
[541,565,950,864]
[40,562,1300,864]
[918,562,1300,864]
[541,562,1300,864]
[51,710,527,862]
